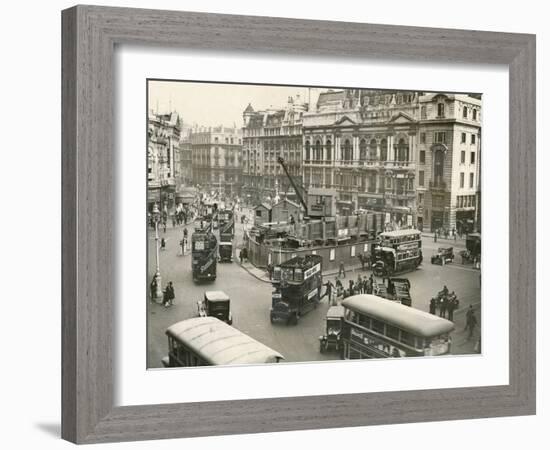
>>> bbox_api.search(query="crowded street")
[147,206,481,368]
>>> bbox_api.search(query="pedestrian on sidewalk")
[465,306,478,340]
[150,275,158,302]
[429,297,437,315]
[324,280,334,305]
[161,237,166,250]
[359,254,366,271]
[338,260,346,278]
[356,275,363,293]
[439,295,448,318]
[163,281,175,307]
[447,292,459,321]
[335,279,343,299]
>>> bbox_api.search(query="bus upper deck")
[164,317,284,367]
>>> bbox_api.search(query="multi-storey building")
[301,89,482,232]
[416,93,481,233]
[179,130,193,186]
[147,110,182,213]
[302,89,419,225]
[242,96,307,205]
[190,125,243,196]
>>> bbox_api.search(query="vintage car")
[319,305,345,353]
[431,247,454,265]
[197,290,233,325]
[218,232,233,263]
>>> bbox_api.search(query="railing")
[384,161,415,169]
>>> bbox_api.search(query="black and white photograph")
[147,80,482,368]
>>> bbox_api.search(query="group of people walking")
[429,285,459,321]
[322,273,377,306]
[150,275,175,308]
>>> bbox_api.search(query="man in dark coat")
[439,295,448,318]
[338,260,346,278]
[163,281,175,307]
[429,297,437,315]
[465,306,478,340]
[324,280,334,305]
[447,292,459,321]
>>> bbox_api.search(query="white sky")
[148,80,325,127]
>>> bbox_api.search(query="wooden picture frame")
[62,5,536,444]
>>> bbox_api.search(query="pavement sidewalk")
[422,232,467,247]
[238,260,370,284]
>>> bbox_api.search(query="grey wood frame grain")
[62,5,536,444]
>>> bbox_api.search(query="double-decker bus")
[371,229,423,276]
[218,209,235,236]
[270,254,323,325]
[218,209,235,262]
[340,294,454,359]
[191,226,217,282]
[163,317,284,367]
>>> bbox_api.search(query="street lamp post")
[152,203,163,300]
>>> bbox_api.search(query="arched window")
[434,149,445,182]
[359,139,367,161]
[397,138,409,162]
[472,109,478,120]
[305,140,311,161]
[315,140,322,161]
[326,139,332,161]
[463,106,468,118]
[343,139,352,162]
[380,139,388,161]
[369,139,377,160]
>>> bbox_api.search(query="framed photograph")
[62,5,536,444]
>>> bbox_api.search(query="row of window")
[345,310,426,349]
[213,136,241,145]
[420,103,479,121]
[460,150,476,164]
[418,131,477,145]
[459,172,476,189]
[457,195,477,209]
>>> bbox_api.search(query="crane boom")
[277,157,308,216]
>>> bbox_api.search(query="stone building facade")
[416,93,482,233]
[190,125,243,196]
[242,96,307,205]
[301,89,482,232]
[302,90,419,225]
[147,110,182,213]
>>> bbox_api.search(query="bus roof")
[166,317,284,365]
[326,305,345,319]
[379,229,421,238]
[278,254,322,269]
[204,291,230,302]
[342,295,454,337]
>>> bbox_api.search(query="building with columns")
[241,95,307,205]
[302,89,419,225]
[189,125,243,196]
[302,89,482,232]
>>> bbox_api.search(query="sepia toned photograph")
[146,80,482,369]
